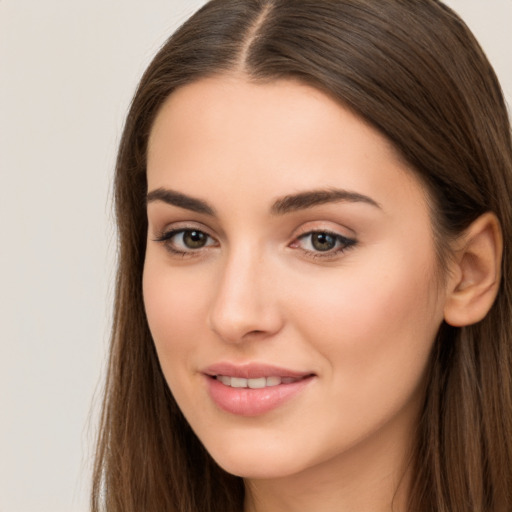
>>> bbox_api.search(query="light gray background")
[0,1,510,511]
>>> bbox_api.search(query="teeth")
[248,377,266,389]
[216,375,301,388]
[266,376,281,387]
[231,377,247,388]
[219,375,231,386]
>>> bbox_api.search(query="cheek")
[142,258,209,372]
[290,249,443,400]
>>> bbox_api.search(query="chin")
[200,431,319,480]
[214,456,301,480]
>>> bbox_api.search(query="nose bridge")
[208,241,281,343]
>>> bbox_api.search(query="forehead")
[147,75,428,216]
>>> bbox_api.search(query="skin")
[143,75,450,512]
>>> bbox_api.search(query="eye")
[154,228,217,255]
[179,230,210,249]
[291,230,356,258]
[307,232,338,251]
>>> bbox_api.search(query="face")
[143,75,447,482]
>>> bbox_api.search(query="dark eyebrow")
[146,187,215,216]
[271,188,381,215]
[146,187,380,217]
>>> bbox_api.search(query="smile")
[214,375,302,388]
[203,365,315,416]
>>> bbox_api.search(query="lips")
[203,362,312,380]
[215,375,300,388]
[202,363,315,416]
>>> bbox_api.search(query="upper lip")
[203,362,314,379]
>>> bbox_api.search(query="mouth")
[203,362,313,380]
[212,375,309,389]
[202,363,316,416]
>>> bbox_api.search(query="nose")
[207,247,284,344]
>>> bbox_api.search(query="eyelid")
[292,229,355,247]
[152,223,219,256]
[292,219,356,238]
[152,220,215,239]
[153,228,216,244]
[289,227,358,260]
[151,220,357,259]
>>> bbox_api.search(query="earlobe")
[443,212,503,327]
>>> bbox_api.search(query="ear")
[443,212,502,327]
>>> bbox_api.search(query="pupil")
[312,233,336,251]
[184,230,206,248]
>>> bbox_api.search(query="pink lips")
[203,363,315,417]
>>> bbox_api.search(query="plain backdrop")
[0,1,510,511]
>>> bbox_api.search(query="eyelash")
[153,228,218,257]
[153,228,357,260]
[293,230,357,259]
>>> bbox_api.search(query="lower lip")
[205,376,314,417]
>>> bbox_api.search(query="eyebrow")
[146,187,216,215]
[270,188,381,214]
[146,187,381,216]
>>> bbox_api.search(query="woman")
[92,1,512,511]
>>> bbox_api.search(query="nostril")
[247,329,264,336]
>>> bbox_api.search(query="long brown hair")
[92,1,512,510]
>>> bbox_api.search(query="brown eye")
[154,228,217,255]
[182,230,208,249]
[310,232,337,251]
[292,230,357,258]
